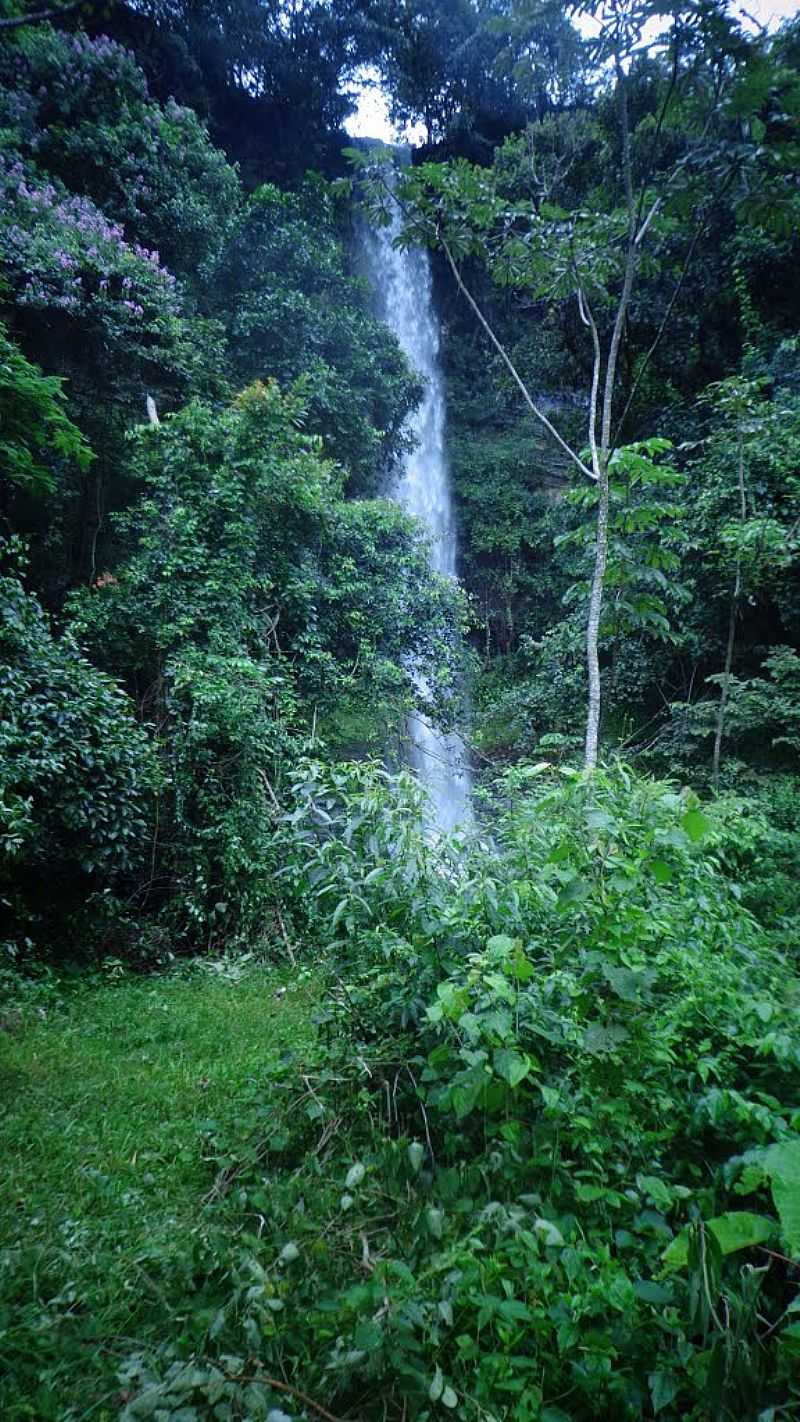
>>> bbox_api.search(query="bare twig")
[224,1368,357,1422]
[274,904,296,966]
[439,235,596,484]
[0,0,84,29]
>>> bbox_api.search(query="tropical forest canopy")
[2,1,800,1419]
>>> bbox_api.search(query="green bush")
[0,562,157,954]
[69,384,464,945]
[120,761,800,1420]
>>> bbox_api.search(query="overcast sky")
[344,0,800,142]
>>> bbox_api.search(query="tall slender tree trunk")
[582,58,638,769]
[711,564,741,789]
[711,426,747,788]
[431,51,654,771]
[585,460,610,768]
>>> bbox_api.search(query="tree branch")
[440,234,596,483]
[614,168,735,443]
[0,0,85,29]
[223,1370,351,1422]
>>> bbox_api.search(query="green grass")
[0,959,316,1420]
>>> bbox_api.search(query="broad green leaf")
[427,1207,444,1239]
[494,1048,531,1088]
[486,934,515,954]
[534,1217,565,1247]
[331,898,349,929]
[636,1280,673,1305]
[451,1073,484,1119]
[509,945,534,982]
[681,808,712,842]
[649,1371,679,1413]
[638,1175,673,1211]
[548,840,572,864]
[557,877,589,912]
[650,859,673,884]
[407,1141,424,1174]
[760,1139,800,1257]
[779,1321,800,1357]
[575,1184,607,1203]
[662,1212,773,1270]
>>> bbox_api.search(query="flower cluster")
[0,157,182,339]
[2,31,149,118]
[0,28,240,280]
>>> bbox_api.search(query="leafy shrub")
[0,560,157,953]
[122,761,800,1420]
[0,154,225,407]
[711,776,800,950]
[0,319,93,497]
[69,384,463,945]
[656,647,800,780]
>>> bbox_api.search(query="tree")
[680,374,800,784]
[0,543,156,953]
[211,180,423,493]
[357,0,779,766]
[69,381,464,941]
[369,0,585,153]
[0,27,241,285]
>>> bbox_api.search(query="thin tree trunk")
[585,461,610,767]
[711,565,741,789]
[584,61,639,769]
[430,58,651,769]
[711,426,747,788]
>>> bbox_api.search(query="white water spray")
[361,191,472,831]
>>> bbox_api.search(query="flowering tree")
[0,155,226,407]
[0,28,239,282]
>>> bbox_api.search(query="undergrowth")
[0,958,315,1420]
[4,761,800,1421]
[102,761,800,1422]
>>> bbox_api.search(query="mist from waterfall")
[360,194,472,832]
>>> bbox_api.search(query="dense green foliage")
[2,1,800,1418]
[6,767,798,1419]
[0,18,463,953]
[1,554,157,952]
[67,383,462,947]
[213,180,422,491]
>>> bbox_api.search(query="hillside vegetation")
[1,1,800,1418]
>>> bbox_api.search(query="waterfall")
[360,196,472,832]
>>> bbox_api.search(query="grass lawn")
[0,959,315,1420]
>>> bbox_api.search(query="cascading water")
[361,190,472,832]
